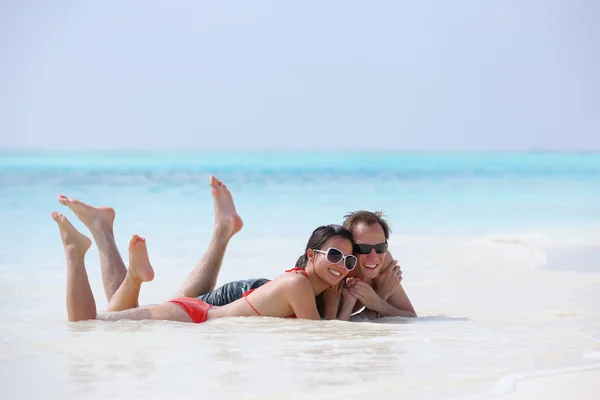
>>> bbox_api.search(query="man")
[335,210,416,319]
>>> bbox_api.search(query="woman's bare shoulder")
[271,270,311,290]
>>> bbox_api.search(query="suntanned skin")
[58,176,242,304]
[106,234,155,312]
[53,178,354,323]
[328,222,417,320]
[57,195,125,302]
[174,176,243,298]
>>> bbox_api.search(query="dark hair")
[342,210,391,240]
[295,224,354,268]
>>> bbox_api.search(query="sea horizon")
[2,147,600,154]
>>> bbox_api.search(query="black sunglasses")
[353,242,388,255]
[313,247,357,271]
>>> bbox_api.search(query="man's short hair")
[342,210,391,241]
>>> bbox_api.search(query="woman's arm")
[284,278,321,320]
[321,283,343,320]
[337,289,358,321]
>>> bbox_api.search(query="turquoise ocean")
[1,151,599,399]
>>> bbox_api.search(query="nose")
[366,248,378,260]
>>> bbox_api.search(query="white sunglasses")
[313,247,357,271]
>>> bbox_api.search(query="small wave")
[468,363,600,399]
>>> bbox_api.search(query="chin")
[328,279,341,287]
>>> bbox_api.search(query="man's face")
[351,222,388,280]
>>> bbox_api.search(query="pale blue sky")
[1,1,598,150]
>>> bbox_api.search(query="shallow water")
[1,151,599,399]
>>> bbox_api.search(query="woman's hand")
[345,279,382,311]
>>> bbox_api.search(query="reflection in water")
[66,328,158,398]
[68,355,95,397]
[66,321,99,334]
[184,318,413,396]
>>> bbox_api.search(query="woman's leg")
[57,195,128,302]
[98,302,194,323]
[52,212,97,322]
[106,235,155,312]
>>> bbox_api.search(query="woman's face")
[310,236,355,286]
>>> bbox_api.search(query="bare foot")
[210,176,243,238]
[127,235,155,282]
[57,195,116,235]
[51,212,92,257]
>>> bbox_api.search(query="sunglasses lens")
[374,243,388,254]
[354,243,388,254]
[345,256,357,271]
[354,244,371,254]
[326,248,343,264]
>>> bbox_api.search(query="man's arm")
[347,280,417,318]
[372,251,417,316]
[385,284,416,316]
[369,295,416,317]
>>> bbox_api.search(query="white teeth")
[365,264,378,269]
[328,268,341,277]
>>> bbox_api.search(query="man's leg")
[58,195,127,302]
[197,278,270,305]
[52,212,97,322]
[106,235,155,312]
[174,176,243,298]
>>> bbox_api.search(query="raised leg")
[52,212,97,322]
[106,235,155,312]
[174,176,243,298]
[58,195,127,301]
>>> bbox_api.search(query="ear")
[306,249,315,263]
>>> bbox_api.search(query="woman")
[53,210,357,323]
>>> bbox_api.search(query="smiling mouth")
[364,264,378,270]
[328,268,342,277]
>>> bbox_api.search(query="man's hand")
[374,254,402,301]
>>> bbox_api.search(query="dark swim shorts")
[196,278,270,306]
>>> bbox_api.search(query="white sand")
[2,234,599,399]
[488,368,600,400]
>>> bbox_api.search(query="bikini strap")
[285,267,308,278]
[242,289,262,316]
